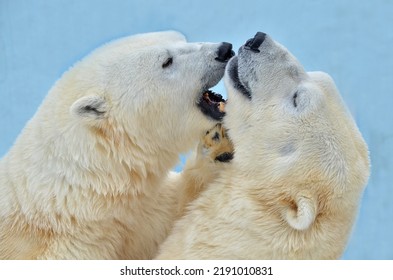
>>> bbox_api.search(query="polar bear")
[0,31,234,259]
[156,32,370,259]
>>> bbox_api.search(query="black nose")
[215,42,235,62]
[244,32,266,53]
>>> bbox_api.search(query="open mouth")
[197,89,226,121]
[228,56,251,99]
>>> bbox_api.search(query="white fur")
[156,33,370,259]
[0,31,228,259]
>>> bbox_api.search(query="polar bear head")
[33,31,233,172]
[17,31,234,195]
[224,32,369,242]
[66,31,232,153]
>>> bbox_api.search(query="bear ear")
[284,193,317,231]
[70,95,108,122]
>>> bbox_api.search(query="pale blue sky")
[1,0,392,259]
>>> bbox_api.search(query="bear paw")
[199,123,234,163]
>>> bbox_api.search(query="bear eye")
[293,91,298,108]
[162,57,173,68]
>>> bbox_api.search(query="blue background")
[0,0,392,259]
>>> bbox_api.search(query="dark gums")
[228,58,251,99]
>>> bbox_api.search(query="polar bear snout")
[215,42,235,62]
[244,32,266,53]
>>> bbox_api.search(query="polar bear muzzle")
[244,32,266,53]
[215,42,235,63]
[197,42,234,121]
[226,32,267,100]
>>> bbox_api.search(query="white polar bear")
[156,32,370,259]
[0,31,234,259]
